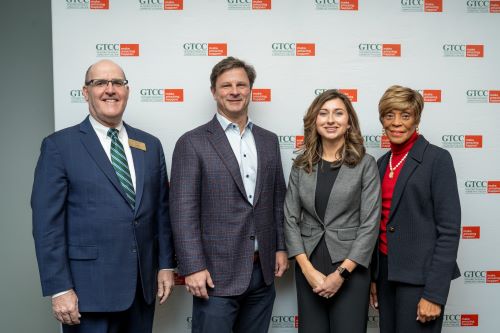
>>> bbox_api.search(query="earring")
[382,128,386,135]
[416,127,419,134]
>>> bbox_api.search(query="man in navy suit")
[32,59,175,333]
[170,57,288,333]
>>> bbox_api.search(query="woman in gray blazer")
[284,90,381,332]
[370,85,461,333]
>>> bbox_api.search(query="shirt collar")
[216,112,254,132]
[89,115,124,138]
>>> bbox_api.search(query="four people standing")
[370,85,461,333]
[284,90,381,332]
[32,58,461,333]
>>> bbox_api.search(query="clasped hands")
[303,267,344,299]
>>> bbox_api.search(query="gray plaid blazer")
[170,116,286,296]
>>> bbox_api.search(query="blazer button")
[131,246,137,253]
[389,226,395,233]
[250,236,255,240]
[134,220,139,226]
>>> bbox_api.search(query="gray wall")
[0,1,58,332]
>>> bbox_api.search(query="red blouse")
[379,131,419,254]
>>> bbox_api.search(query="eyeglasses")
[85,79,129,88]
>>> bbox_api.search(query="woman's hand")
[302,266,327,289]
[370,282,379,309]
[313,270,344,298]
[416,298,442,323]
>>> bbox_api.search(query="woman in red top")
[370,85,461,333]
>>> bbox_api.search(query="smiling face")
[211,67,251,121]
[381,109,419,145]
[83,60,129,128]
[315,98,351,145]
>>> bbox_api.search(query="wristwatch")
[337,266,351,281]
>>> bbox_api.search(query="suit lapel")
[125,123,145,214]
[388,136,428,221]
[378,152,390,180]
[252,126,264,206]
[79,117,130,204]
[302,165,323,223]
[206,116,247,199]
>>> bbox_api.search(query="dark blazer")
[372,135,461,305]
[169,116,286,297]
[284,154,381,268]
[31,116,174,312]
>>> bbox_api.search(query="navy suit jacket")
[31,116,174,312]
[169,116,286,297]
[372,135,461,305]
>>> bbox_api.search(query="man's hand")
[313,270,344,299]
[157,270,175,304]
[417,298,442,323]
[370,282,379,309]
[52,289,80,325]
[185,269,214,299]
[275,251,289,277]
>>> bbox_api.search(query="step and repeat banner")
[52,0,499,331]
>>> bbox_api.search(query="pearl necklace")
[389,152,409,179]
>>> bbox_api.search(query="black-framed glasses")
[85,79,129,88]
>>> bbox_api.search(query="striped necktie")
[107,128,135,209]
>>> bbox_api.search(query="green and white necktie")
[107,128,135,208]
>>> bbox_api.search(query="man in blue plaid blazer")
[170,57,288,333]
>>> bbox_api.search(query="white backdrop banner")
[52,0,499,331]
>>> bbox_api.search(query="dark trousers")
[295,238,370,333]
[63,278,155,333]
[376,253,444,333]
[191,260,275,333]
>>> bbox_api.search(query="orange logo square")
[382,44,401,57]
[164,0,183,10]
[461,314,479,326]
[295,136,304,149]
[464,135,482,148]
[486,271,500,283]
[120,44,139,57]
[487,181,500,193]
[173,272,185,285]
[208,43,227,56]
[340,0,358,10]
[339,89,358,102]
[423,90,441,102]
[490,0,500,13]
[381,135,391,148]
[164,89,184,102]
[466,45,484,58]
[252,89,271,102]
[489,90,500,103]
[294,315,299,328]
[90,0,109,9]
[296,43,315,56]
[252,0,271,10]
[424,0,442,12]
[462,226,480,239]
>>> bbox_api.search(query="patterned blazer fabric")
[170,116,286,296]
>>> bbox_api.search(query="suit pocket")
[68,245,98,260]
[300,225,314,237]
[337,228,357,241]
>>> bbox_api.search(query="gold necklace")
[389,152,409,178]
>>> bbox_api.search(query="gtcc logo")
[441,135,482,149]
[139,88,184,102]
[183,42,227,56]
[466,89,500,103]
[272,42,315,56]
[315,0,358,10]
